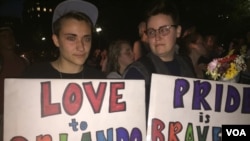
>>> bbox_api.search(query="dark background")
[0,0,249,62]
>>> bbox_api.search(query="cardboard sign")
[147,74,250,141]
[4,79,146,141]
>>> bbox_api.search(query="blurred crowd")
[84,24,250,80]
[1,15,250,82]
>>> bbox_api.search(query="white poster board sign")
[147,74,250,141]
[4,79,146,141]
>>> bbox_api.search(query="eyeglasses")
[145,25,177,38]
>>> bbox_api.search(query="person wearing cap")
[22,0,105,79]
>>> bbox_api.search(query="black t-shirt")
[22,62,106,79]
[163,59,181,76]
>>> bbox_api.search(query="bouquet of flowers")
[206,49,247,81]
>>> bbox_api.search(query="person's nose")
[77,39,85,51]
[155,30,161,40]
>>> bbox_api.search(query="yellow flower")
[206,50,246,82]
[224,63,238,79]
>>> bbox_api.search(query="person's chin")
[154,50,165,55]
[74,60,86,66]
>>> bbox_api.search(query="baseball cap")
[52,0,98,27]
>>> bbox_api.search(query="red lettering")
[168,121,182,141]
[152,118,165,141]
[83,82,107,113]
[10,136,28,141]
[63,83,83,115]
[110,82,126,113]
[41,81,127,117]
[41,82,61,117]
[36,134,52,141]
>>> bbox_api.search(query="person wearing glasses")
[123,1,196,116]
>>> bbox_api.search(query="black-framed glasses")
[145,25,177,38]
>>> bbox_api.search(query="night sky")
[92,0,151,45]
[0,0,24,18]
[0,0,249,50]
[0,0,150,43]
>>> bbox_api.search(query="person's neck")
[55,59,83,74]
[159,52,175,62]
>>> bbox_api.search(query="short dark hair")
[52,11,94,36]
[146,1,180,26]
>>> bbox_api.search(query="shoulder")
[123,59,149,79]
[106,72,121,79]
[21,62,53,77]
[25,62,51,71]
[22,62,56,78]
[178,55,192,65]
[175,55,192,65]
[175,55,196,77]
[123,65,144,79]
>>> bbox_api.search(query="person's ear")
[52,34,59,47]
[176,25,182,38]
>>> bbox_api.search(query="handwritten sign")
[4,79,146,141]
[147,74,250,141]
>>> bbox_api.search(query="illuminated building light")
[96,27,102,33]
[37,6,40,11]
